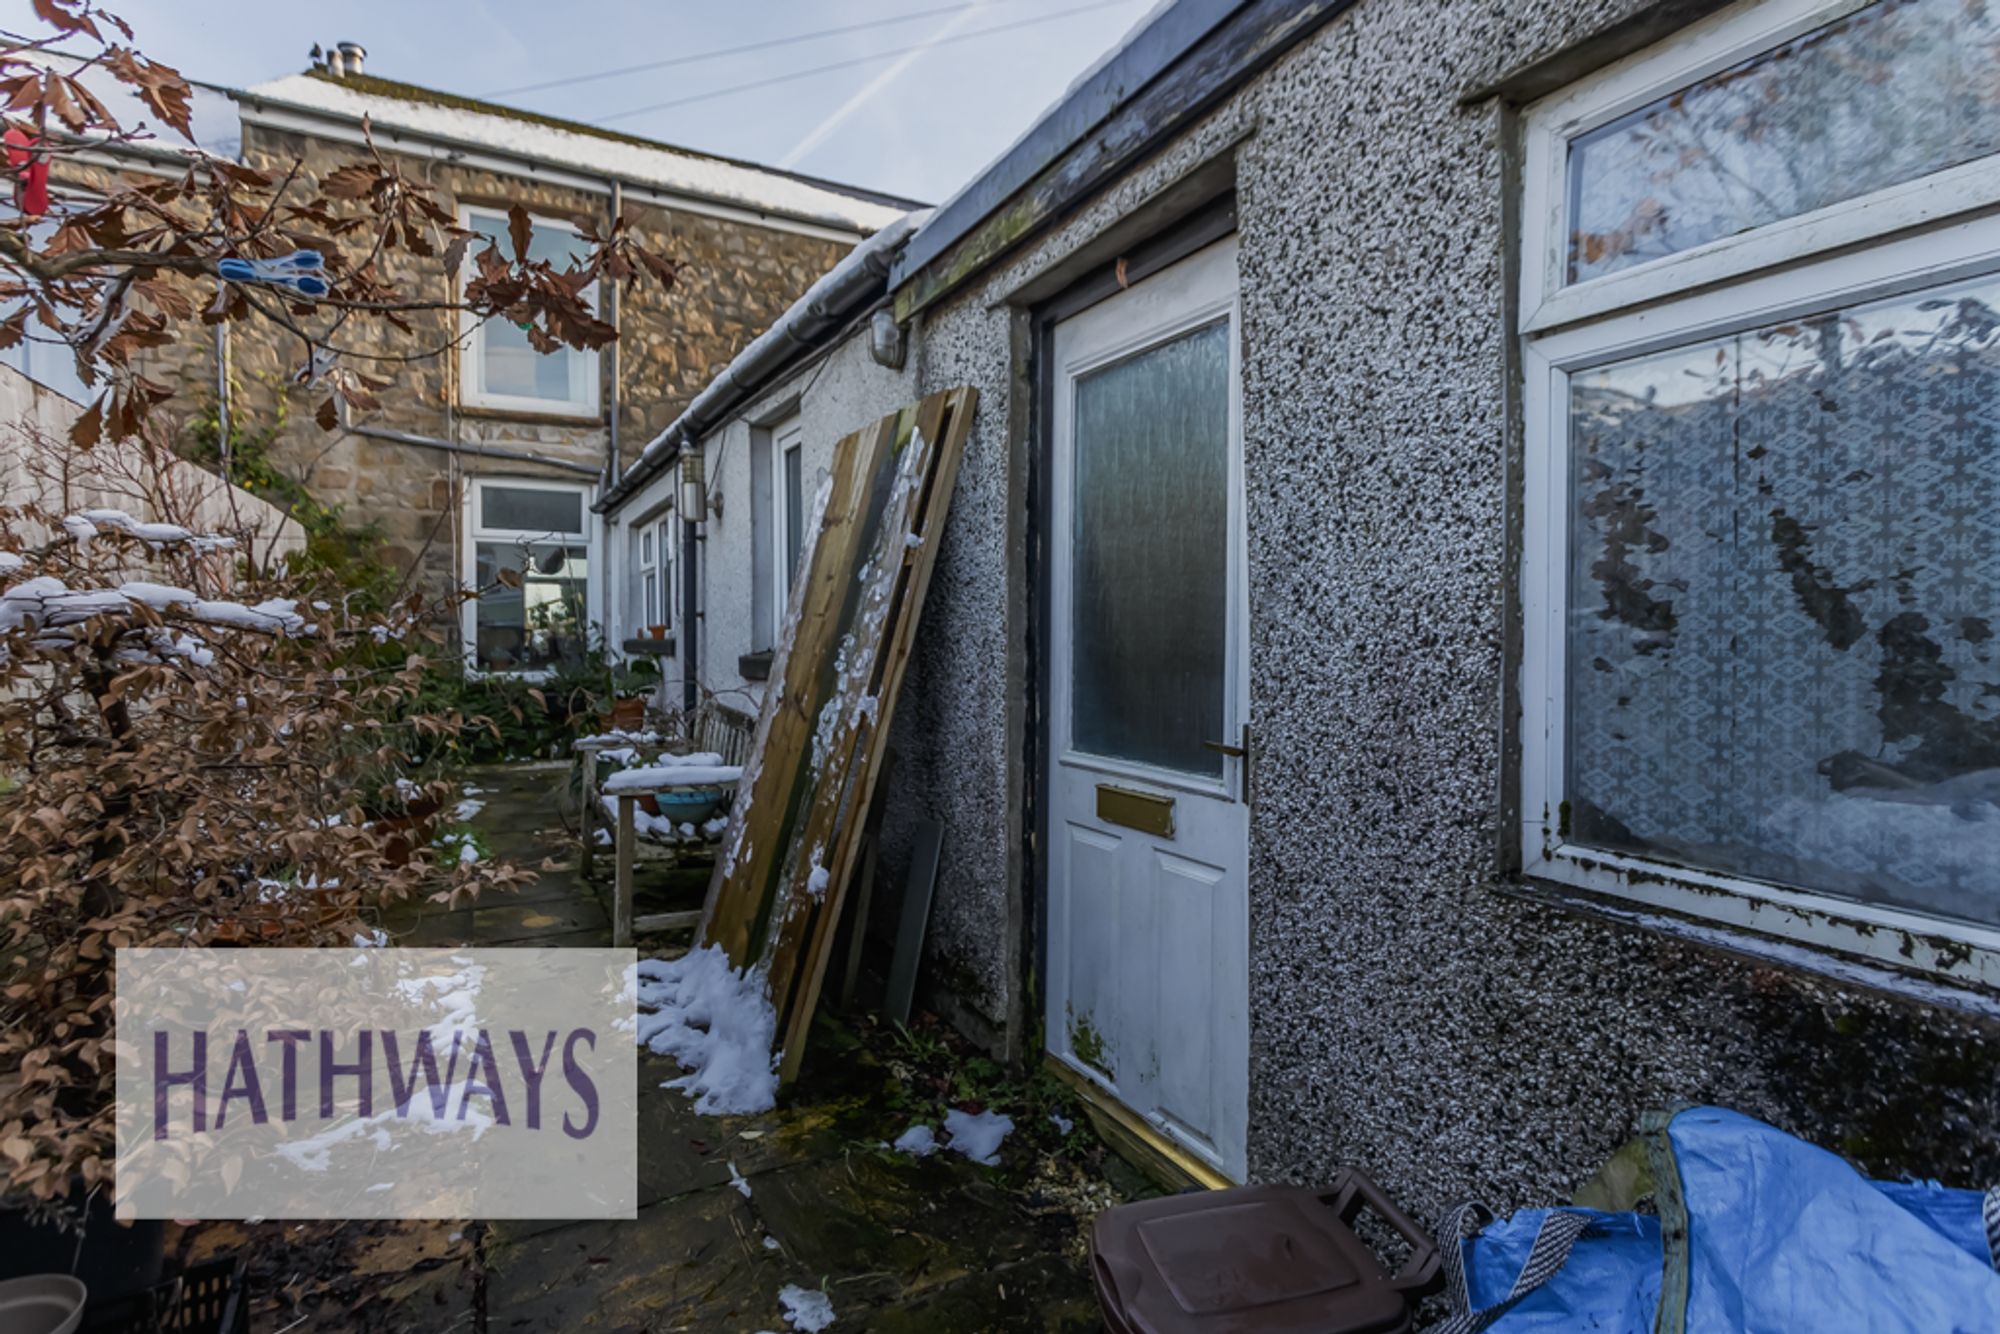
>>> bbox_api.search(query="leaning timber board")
[766,387,977,1081]
[701,386,979,1079]
[700,410,892,960]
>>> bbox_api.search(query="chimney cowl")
[334,41,366,77]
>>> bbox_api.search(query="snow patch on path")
[892,1123,938,1157]
[778,1284,836,1332]
[942,1108,1013,1166]
[633,946,777,1115]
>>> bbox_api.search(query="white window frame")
[1520,0,2000,336]
[461,477,598,679]
[1520,0,2000,989]
[770,418,805,644]
[457,206,601,417]
[629,512,675,633]
[637,522,659,632]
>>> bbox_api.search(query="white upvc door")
[1045,236,1248,1181]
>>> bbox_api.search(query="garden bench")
[574,700,756,945]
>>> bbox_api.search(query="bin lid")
[1094,1185,1414,1334]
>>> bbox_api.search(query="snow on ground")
[1049,1112,1074,1136]
[777,1284,837,1332]
[942,1108,1013,1166]
[892,1124,938,1158]
[728,1160,752,1198]
[452,798,485,821]
[633,946,778,1115]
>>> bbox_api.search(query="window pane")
[782,445,804,590]
[0,220,91,402]
[480,485,582,535]
[474,540,589,673]
[480,319,578,402]
[1071,319,1230,776]
[1568,0,2000,283]
[1565,272,2000,926]
[467,211,591,269]
[467,211,592,402]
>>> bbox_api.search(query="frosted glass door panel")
[1070,319,1230,777]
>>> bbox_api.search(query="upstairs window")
[459,208,600,417]
[1520,0,2000,983]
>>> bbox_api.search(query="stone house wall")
[48,118,856,633]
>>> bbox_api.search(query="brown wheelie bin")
[1091,1169,1441,1333]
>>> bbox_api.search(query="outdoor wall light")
[869,308,908,371]
[679,447,706,523]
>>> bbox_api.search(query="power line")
[483,2,1016,99]
[597,0,1135,123]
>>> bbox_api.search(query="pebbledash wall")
[652,0,2000,1214]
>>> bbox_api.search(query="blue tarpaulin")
[1443,1107,2000,1332]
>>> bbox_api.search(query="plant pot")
[0,1193,162,1307]
[608,696,647,733]
[654,786,729,826]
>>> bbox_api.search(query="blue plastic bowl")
[652,786,730,826]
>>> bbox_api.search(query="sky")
[5,0,1162,205]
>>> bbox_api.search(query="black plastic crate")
[82,1258,246,1334]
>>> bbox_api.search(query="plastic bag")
[1435,1107,2000,1333]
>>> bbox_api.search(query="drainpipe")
[680,431,701,714]
[335,400,600,477]
[606,179,623,487]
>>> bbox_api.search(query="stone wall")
[49,119,854,630]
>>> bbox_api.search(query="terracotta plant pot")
[608,696,647,733]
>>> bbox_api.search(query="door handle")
[1201,723,1252,806]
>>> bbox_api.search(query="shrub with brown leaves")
[0,438,529,1218]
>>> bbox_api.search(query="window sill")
[1502,874,2000,1019]
[455,402,606,428]
[622,636,676,658]
[738,650,773,682]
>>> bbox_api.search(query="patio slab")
[343,763,1112,1330]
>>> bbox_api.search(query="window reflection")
[1567,272,2000,924]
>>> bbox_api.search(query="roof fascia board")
[891,0,1248,285]
[890,0,1353,321]
[235,99,872,243]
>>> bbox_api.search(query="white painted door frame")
[1043,236,1249,1181]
